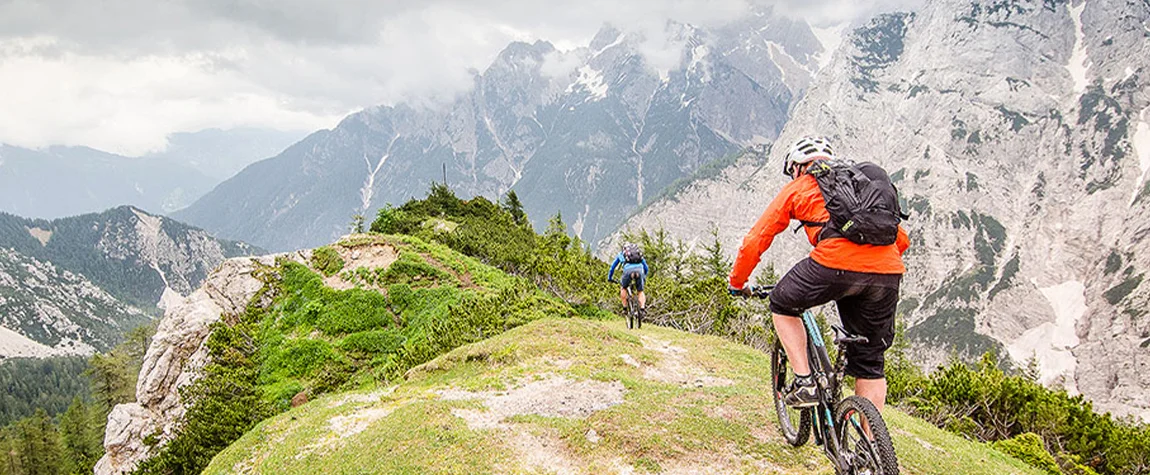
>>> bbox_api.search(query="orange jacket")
[728,174,909,289]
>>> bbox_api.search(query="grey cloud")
[0,0,925,153]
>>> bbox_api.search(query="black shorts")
[620,268,645,292]
[769,258,901,380]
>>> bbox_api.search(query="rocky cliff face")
[0,207,261,354]
[613,0,1150,421]
[94,252,305,475]
[174,8,823,252]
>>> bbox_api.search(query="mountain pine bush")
[888,352,1150,474]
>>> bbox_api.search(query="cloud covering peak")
[0,0,921,155]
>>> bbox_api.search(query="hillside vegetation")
[112,185,1149,474]
[134,234,582,474]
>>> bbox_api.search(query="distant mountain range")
[0,128,305,219]
[173,8,824,251]
[0,206,261,357]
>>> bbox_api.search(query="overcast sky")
[0,0,921,156]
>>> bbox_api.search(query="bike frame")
[617,280,641,328]
[798,308,851,473]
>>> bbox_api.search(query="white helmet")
[782,136,835,177]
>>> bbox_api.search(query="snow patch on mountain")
[1068,2,1091,93]
[810,23,847,71]
[688,44,710,79]
[1008,280,1085,393]
[361,136,397,212]
[572,204,590,238]
[593,33,626,58]
[569,65,608,100]
[1135,108,1149,184]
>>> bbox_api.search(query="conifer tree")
[500,190,527,226]
[16,409,62,475]
[59,397,101,474]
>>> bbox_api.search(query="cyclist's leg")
[837,275,901,412]
[633,271,646,309]
[770,258,840,376]
[772,315,810,375]
[620,271,634,307]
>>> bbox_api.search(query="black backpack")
[800,159,908,246]
[622,243,644,263]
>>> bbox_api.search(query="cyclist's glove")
[728,285,751,297]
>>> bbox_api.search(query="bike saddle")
[831,324,869,344]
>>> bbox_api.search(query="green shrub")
[992,433,1060,474]
[388,283,415,314]
[315,289,392,334]
[263,339,338,379]
[338,330,404,356]
[310,246,344,276]
[377,251,454,286]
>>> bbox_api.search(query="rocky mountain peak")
[589,24,624,51]
[614,0,1150,421]
[175,9,823,251]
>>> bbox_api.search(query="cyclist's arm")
[608,254,622,281]
[896,225,910,255]
[728,185,797,289]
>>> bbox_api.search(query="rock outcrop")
[95,252,306,475]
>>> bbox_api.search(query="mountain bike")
[609,278,642,329]
[735,285,899,475]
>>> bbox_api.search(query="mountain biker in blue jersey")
[607,242,649,316]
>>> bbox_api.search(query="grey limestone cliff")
[613,0,1150,421]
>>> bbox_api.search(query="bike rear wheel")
[770,339,811,446]
[626,296,636,329]
[834,395,899,475]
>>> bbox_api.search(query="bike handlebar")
[730,285,774,299]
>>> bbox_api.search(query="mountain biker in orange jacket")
[728,136,909,412]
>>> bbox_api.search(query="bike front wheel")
[770,340,811,446]
[834,395,899,475]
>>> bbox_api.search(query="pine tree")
[543,212,570,251]
[16,409,62,475]
[0,427,17,475]
[350,214,365,234]
[700,225,730,279]
[59,397,101,474]
[85,354,132,411]
[500,191,527,226]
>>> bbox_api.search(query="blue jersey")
[608,252,648,281]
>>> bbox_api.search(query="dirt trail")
[639,336,734,388]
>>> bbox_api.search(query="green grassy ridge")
[206,317,1041,475]
[134,234,579,473]
[259,234,573,402]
